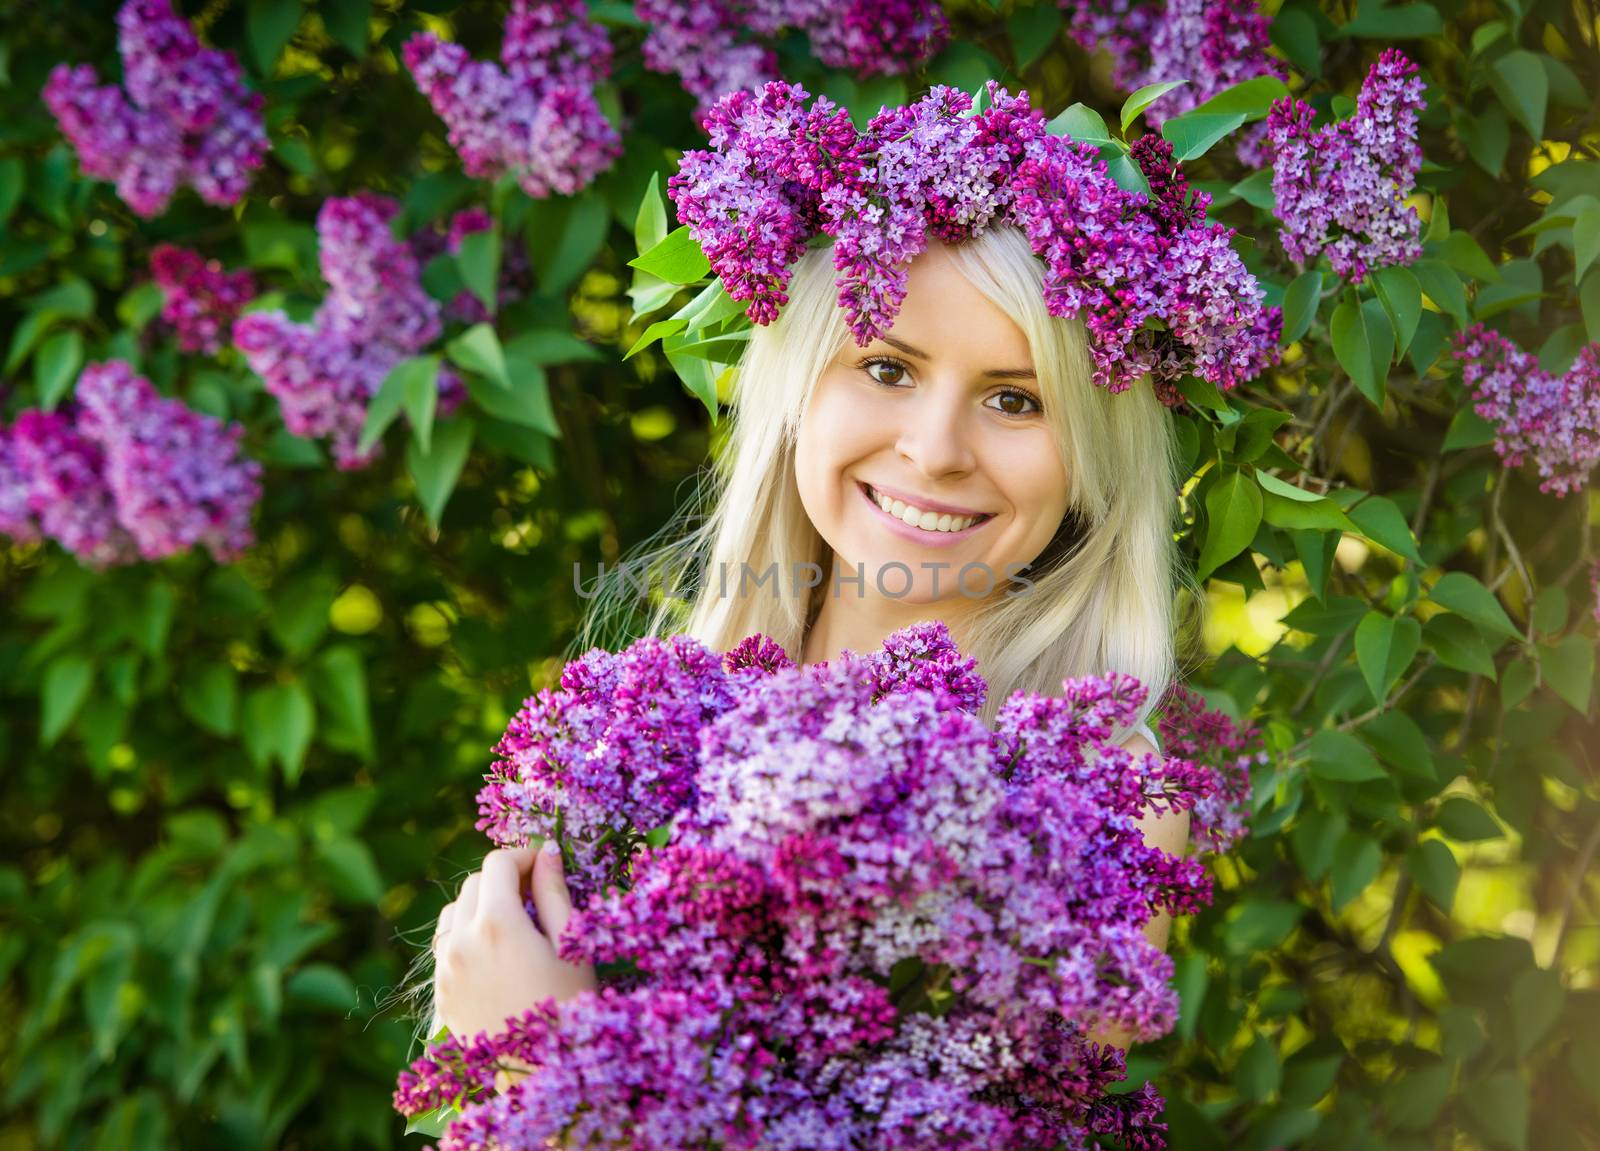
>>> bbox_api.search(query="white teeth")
[867,486,982,533]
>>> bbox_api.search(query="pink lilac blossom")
[233,193,461,470]
[671,79,1280,395]
[150,245,256,354]
[397,621,1247,1149]
[41,0,267,218]
[636,0,947,116]
[403,0,619,199]
[1265,49,1427,284]
[1452,326,1600,498]
[0,361,258,566]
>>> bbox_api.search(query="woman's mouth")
[858,482,994,537]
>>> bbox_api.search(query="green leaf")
[34,329,83,410]
[1370,266,1421,357]
[1228,167,1275,211]
[1509,968,1563,1057]
[1442,406,1497,451]
[628,225,712,284]
[1189,75,1292,120]
[41,655,94,747]
[625,318,690,360]
[247,0,301,74]
[1198,470,1263,579]
[1539,634,1593,713]
[1423,614,1497,678]
[1429,230,1501,283]
[0,156,23,227]
[1120,81,1188,132]
[405,1107,460,1138]
[1224,900,1305,953]
[407,418,475,529]
[1331,295,1387,407]
[322,0,371,56]
[1291,807,1346,881]
[268,572,337,657]
[634,171,668,255]
[1262,492,1355,532]
[1234,1036,1282,1102]
[1338,1,1442,38]
[1460,1070,1528,1151]
[1569,205,1600,282]
[311,646,374,762]
[456,227,500,315]
[1407,839,1459,911]
[1270,8,1322,77]
[1045,103,1112,145]
[466,362,559,436]
[1411,258,1468,326]
[1330,831,1383,911]
[1161,111,1248,162]
[180,664,240,738]
[116,281,165,332]
[446,325,510,390]
[403,359,440,456]
[1280,270,1322,345]
[1008,3,1063,70]
[285,962,359,1010]
[1308,728,1387,781]
[314,838,385,904]
[1491,49,1548,141]
[526,192,610,294]
[1256,471,1323,502]
[1355,612,1421,703]
[1435,796,1502,841]
[1582,268,1600,343]
[360,355,438,456]
[242,681,316,784]
[1427,572,1520,641]
[1347,495,1421,563]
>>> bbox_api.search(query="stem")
[1552,816,1600,967]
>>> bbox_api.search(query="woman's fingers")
[531,840,575,944]
[478,847,539,922]
[456,871,482,921]
[433,902,455,951]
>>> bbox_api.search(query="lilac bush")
[670,80,1280,394]
[1453,326,1600,498]
[397,623,1251,1149]
[1265,48,1427,284]
[0,361,259,567]
[403,0,620,199]
[233,193,460,470]
[42,0,267,218]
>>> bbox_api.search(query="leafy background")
[1,0,1597,1148]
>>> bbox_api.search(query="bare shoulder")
[1120,731,1192,854]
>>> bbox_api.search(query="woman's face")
[795,240,1071,606]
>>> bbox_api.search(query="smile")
[859,482,994,537]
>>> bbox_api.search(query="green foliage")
[1,1,1598,1149]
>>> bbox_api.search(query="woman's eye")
[864,359,907,386]
[988,388,1042,416]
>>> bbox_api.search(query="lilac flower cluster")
[403,0,620,199]
[0,361,260,567]
[1062,0,1285,161]
[233,193,461,470]
[635,0,948,115]
[42,0,267,218]
[400,622,1251,1149]
[1265,49,1427,284]
[150,245,256,355]
[671,80,1281,394]
[1452,326,1600,499]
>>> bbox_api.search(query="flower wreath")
[632,80,1282,405]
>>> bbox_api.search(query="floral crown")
[660,80,1282,399]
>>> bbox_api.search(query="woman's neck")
[798,573,982,666]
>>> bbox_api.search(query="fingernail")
[542,838,560,857]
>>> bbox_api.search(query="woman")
[432,228,1192,1046]
[426,79,1274,1071]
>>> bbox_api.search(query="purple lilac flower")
[399,622,1244,1149]
[408,207,536,325]
[403,0,619,199]
[1266,49,1427,284]
[74,361,261,562]
[0,425,40,545]
[636,0,946,116]
[670,80,1281,395]
[1453,327,1600,498]
[233,193,460,469]
[4,410,134,568]
[42,0,266,218]
[150,245,256,354]
[1153,685,1260,850]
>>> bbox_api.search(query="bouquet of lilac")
[396,623,1257,1150]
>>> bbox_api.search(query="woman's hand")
[432,841,597,1046]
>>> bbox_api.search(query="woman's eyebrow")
[879,335,1036,379]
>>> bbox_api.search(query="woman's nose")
[894,386,976,479]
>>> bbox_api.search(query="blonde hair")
[576,224,1200,734]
